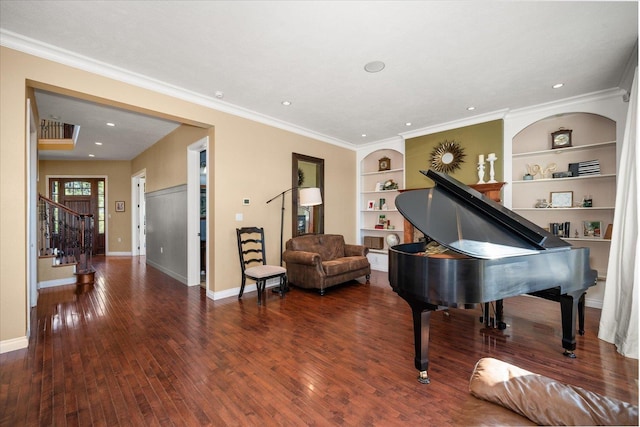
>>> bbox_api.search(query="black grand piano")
[388,169,597,384]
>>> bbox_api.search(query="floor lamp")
[267,187,322,266]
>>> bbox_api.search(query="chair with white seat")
[236,227,287,305]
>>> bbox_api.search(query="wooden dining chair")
[236,227,287,305]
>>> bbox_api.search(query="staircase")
[38,194,95,287]
[38,119,80,151]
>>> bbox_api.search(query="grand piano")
[388,169,597,384]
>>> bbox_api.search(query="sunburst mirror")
[430,140,466,174]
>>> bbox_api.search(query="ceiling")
[1,1,638,160]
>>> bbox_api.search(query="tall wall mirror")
[292,153,324,236]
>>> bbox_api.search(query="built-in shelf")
[361,168,404,176]
[514,207,615,211]
[362,189,401,194]
[362,209,399,213]
[512,141,616,158]
[511,112,617,307]
[564,238,611,243]
[369,249,388,255]
[360,149,405,265]
[512,173,616,184]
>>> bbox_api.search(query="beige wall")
[405,119,504,189]
[132,124,210,193]
[38,160,133,253]
[0,46,356,346]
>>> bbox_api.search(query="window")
[64,180,92,196]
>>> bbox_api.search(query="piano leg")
[496,299,506,330]
[411,307,432,384]
[578,292,586,335]
[480,300,506,330]
[559,291,585,358]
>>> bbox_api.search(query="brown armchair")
[282,234,371,295]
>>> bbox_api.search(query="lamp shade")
[299,187,322,207]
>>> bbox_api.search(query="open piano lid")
[395,170,572,259]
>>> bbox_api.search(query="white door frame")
[26,99,38,338]
[131,170,146,256]
[187,138,209,287]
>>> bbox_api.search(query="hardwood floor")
[1,256,637,426]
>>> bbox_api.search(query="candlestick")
[477,161,486,184]
[487,153,498,183]
[478,154,484,163]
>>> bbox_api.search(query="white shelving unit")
[360,150,404,256]
[511,113,616,284]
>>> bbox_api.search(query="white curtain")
[598,68,639,359]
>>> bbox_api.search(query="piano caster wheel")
[497,322,507,330]
[417,371,430,384]
[563,350,576,359]
[579,329,585,336]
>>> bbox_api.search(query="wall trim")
[146,259,187,285]
[206,279,281,301]
[505,88,625,121]
[106,251,133,256]
[399,109,510,140]
[38,277,76,289]
[0,336,28,354]
[1,29,356,151]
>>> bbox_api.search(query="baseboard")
[584,297,603,309]
[145,259,187,285]
[0,336,28,354]
[38,277,77,288]
[367,252,388,272]
[206,278,280,301]
[106,251,132,256]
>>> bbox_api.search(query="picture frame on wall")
[583,220,603,238]
[115,201,125,212]
[550,191,573,208]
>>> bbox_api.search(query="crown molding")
[505,88,627,120]
[399,109,510,140]
[0,29,357,151]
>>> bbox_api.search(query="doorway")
[187,138,208,288]
[132,171,146,256]
[48,177,106,255]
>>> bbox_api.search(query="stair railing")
[38,194,94,274]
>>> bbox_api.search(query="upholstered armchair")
[282,234,370,295]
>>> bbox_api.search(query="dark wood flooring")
[1,256,637,426]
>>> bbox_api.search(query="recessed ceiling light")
[95,142,103,145]
[364,61,385,73]
[552,83,564,89]
[467,106,476,111]
[405,122,412,127]
[214,91,224,99]
[106,122,115,127]
[361,133,367,137]
[88,154,95,157]
[281,101,291,106]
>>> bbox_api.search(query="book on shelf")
[569,160,601,176]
